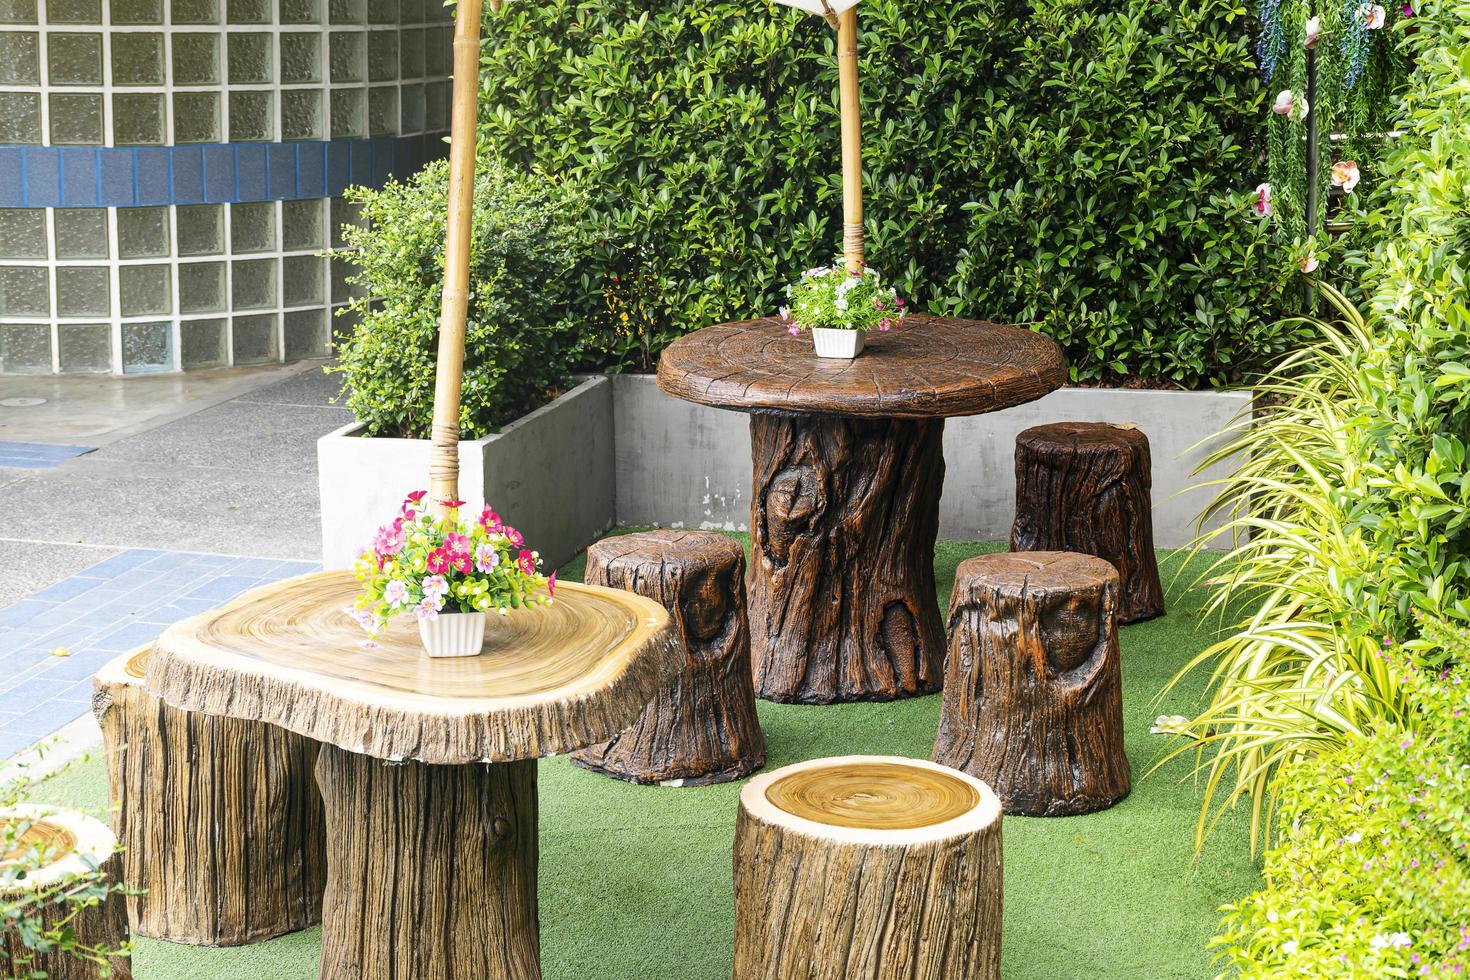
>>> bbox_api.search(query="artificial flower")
[426,547,450,575]
[1252,182,1274,217]
[1150,714,1194,736]
[1300,251,1320,274]
[879,319,893,332]
[1305,15,1321,46]
[474,542,501,573]
[416,597,441,620]
[1361,2,1386,27]
[384,579,410,608]
[1331,159,1360,192]
[479,506,502,533]
[422,575,449,601]
[548,571,557,596]
[443,498,465,510]
[1272,89,1309,120]
[504,526,524,547]
[404,490,427,508]
[517,549,537,575]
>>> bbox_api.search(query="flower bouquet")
[779,260,906,359]
[352,491,554,658]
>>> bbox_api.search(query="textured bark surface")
[572,531,765,785]
[146,572,680,765]
[748,415,945,704]
[733,756,1003,980]
[0,811,131,980]
[933,552,1131,816]
[93,648,326,945]
[657,315,1066,418]
[315,746,540,980]
[1010,422,1164,624]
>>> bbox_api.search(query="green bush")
[1212,642,1470,977]
[330,157,590,439]
[478,0,1302,386]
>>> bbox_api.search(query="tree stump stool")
[93,646,327,945]
[1010,421,1164,624]
[1,804,131,979]
[933,553,1131,816]
[733,755,1003,980]
[572,530,766,785]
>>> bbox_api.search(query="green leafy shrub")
[1212,641,1470,977]
[478,0,1303,386]
[330,157,590,439]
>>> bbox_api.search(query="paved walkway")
[0,361,346,760]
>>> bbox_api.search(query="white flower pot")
[811,327,865,359]
[418,610,486,658]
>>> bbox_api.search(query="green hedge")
[478,0,1302,386]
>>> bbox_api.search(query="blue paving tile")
[0,677,73,706]
[185,575,266,601]
[31,576,111,602]
[58,679,99,702]
[0,732,35,761]
[0,600,63,630]
[5,699,86,737]
[92,620,167,652]
[35,649,117,683]
[75,550,164,578]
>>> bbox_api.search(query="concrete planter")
[317,376,614,570]
[611,376,1250,549]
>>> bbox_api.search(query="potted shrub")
[780,261,906,358]
[351,491,554,658]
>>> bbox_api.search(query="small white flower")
[1150,714,1194,736]
[1361,2,1386,27]
[1282,940,1299,955]
[1344,831,1363,844]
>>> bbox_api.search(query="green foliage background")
[477,0,1303,386]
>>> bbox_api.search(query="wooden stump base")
[1011,422,1164,624]
[94,647,326,946]
[733,756,1003,980]
[315,745,540,980]
[748,414,946,704]
[572,531,765,786]
[1,805,131,979]
[934,553,1131,816]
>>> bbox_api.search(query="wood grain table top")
[145,571,680,765]
[657,315,1066,418]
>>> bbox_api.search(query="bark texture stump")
[315,746,539,980]
[1,805,131,979]
[572,530,766,785]
[749,414,946,703]
[933,552,1131,816]
[733,755,1003,980]
[93,646,326,945]
[1011,421,1164,624]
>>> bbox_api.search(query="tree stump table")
[93,645,326,945]
[1,804,131,979]
[1011,421,1164,624]
[659,315,1065,704]
[732,755,1003,979]
[933,552,1131,816]
[571,530,766,786]
[144,571,679,980]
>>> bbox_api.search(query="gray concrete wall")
[612,375,1249,548]
[318,377,615,570]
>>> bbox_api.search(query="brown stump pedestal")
[1011,421,1164,624]
[315,747,539,980]
[93,646,326,945]
[1,805,131,979]
[749,414,945,704]
[933,552,1131,816]
[733,755,1003,980]
[572,530,765,785]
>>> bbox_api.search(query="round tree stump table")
[144,571,679,980]
[659,315,1065,704]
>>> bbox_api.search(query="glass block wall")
[0,0,451,374]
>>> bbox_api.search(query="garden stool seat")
[1,804,131,978]
[732,755,1003,980]
[93,646,327,945]
[571,530,766,785]
[1011,421,1164,623]
[933,552,1131,816]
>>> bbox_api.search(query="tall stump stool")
[1,804,131,979]
[733,755,1003,980]
[933,553,1131,816]
[572,530,766,785]
[1011,421,1164,624]
[93,646,327,945]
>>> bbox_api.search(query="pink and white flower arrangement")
[780,260,907,334]
[1331,159,1361,193]
[351,491,553,638]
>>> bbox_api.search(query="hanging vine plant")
[1255,0,1412,240]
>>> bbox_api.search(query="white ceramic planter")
[418,611,487,658]
[811,327,865,359]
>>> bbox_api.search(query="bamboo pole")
[427,0,489,514]
[836,6,863,274]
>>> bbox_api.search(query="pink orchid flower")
[1299,252,1320,274]
[1252,183,1273,218]
[1331,160,1360,193]
[1361,2,1386,27]
[1305,15,1321,46]
[1272,90,1307,120]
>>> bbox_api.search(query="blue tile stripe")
[0,442,94,468]
[0,133,447,209]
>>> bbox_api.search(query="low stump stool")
[933,553,1131,816]
[572,530,766,785]
[733,755,1003,980]
[1,804,131,979]
[1011,421,1164,624]
[93,646,327,945]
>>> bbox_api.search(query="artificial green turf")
[31,535,1258,979]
